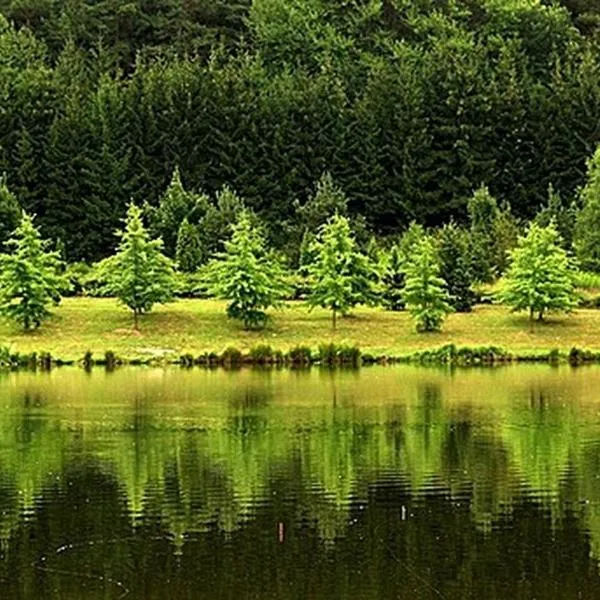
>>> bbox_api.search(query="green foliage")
[401,237,452,333]
[203,211,290,329]
[575,147,600,272]
[306,214,379,329]
[499,222,577,321]
[536,184,577,250]
[436,222,476,313]
[287,345,312,365]
[96,203,177,328]
[176,217,203,273]
[0,174,21,249]
[0,212,65,330]
[149,167,208,258]
[381,243,405,311]
[468,185,499,283]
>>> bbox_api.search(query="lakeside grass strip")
[2,344,600,370]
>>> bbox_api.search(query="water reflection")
[0,366,600,598]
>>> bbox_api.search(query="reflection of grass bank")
[2,297,600,362]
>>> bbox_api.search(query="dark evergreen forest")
[2,0,600,262]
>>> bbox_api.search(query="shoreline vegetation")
[3,298,600,369]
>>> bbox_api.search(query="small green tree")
[307,214,379,329]
[203,211,289,329]
[536,183,577,250]
[175,217,203,273]
[98,203,177,328]
[498,222,577,321]
[575,147,600,271]
[0,212,65,330]
[468,185,499,282]
[381,242,405,311]
[401,237,452,332]
[0,174,22,249]
[492,201,520,275]
[149,167,209,257]
[436,222,476,312]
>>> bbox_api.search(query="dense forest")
[2,0,600,262]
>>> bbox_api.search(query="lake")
[1,365,600,599]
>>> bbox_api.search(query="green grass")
[2,297,600,361]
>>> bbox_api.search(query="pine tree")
[306,214,379,329]
[468,185,499,282]
[175,217,203,273]
[401,237,452,332]
[382,242,405,311]
[203,211,289,329]
[536,183,577,250]
[499,222,577,321]
[575,147,600,271]
[492,201,520,275]
[150,167,208,257]
[97,203,177,329]
[0,175,22,249]
[437,222,476,312]
[0,213,65,330]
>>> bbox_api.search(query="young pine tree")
[498,222,577,322]
[436,222,476,312]
[307,214,379,329]
[204,211,289,329]
[149,167,208,257]
[468,185,499,282]
[0,213,65,330]
[536,183,577,250]
[0,174,22,249]
[381,222,425,312]
[401,237,452,332]
[98,203,177,329]
[382,243,405,311]
[574,147,600,271]
[175,217,203,273]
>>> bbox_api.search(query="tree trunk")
[537,309,545,322]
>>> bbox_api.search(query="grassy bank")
[1,298,600,362]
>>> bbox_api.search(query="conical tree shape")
[203,211,290,329]
[97,203,177,328]
[401,237,452,332]
[0,212,65,330]
[499,222,577,321]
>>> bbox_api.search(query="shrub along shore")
[3,298,600,368]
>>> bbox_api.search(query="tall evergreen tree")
[306,214,379,329]
[0,212,65,330]
[175,217,203,273]
[468,185,499,282]
[382,243,405,312]
[98,203,177,329]
[0,174,22,249]
[401,237,452,333]
[575,147,600,271]
[150,167,208,258]
[499,222,577,322]
[436,222,476,313]
[535,183,577,250]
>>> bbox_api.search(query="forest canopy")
[1,0,600,261]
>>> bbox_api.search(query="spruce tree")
[98,203,177,329]
[175,217,203,273]
[0,175,22,249]
[203,211,289,329]
[437,222,476,312]
[499,222,577,321]
[0,213,65,330]
[150,167,208,257]
[536,183,577,250]
[382,243,405,311]
[401,237,452,332]
[575,147,600,271]
[306,214,379,329]
[468,185,499,282]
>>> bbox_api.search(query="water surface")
[1,365,600,599]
